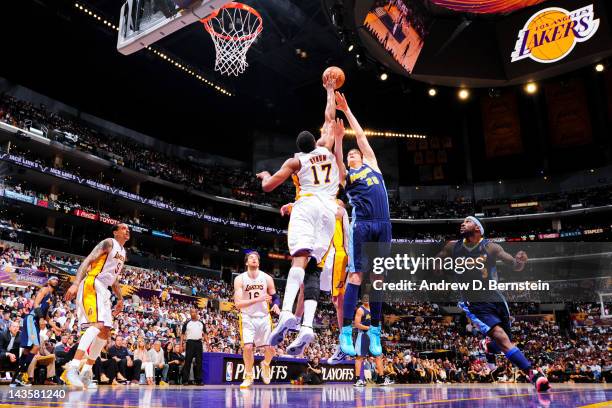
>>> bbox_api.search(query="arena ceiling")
[1,0,605,162]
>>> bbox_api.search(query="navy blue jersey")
[39,291,53,317]
[346,164,390,221]
[358,305,371,333]
[452,238,498,282]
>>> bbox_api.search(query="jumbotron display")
[430,0,548,14]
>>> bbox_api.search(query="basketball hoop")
[202,2,262,76]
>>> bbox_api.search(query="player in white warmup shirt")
[256,75,346,355]
[62,223,129,389]
[234,251,280,388]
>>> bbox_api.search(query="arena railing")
[3,121,612,225]
[0,120,277,213]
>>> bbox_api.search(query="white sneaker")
[268,311,297,346]
[382,376,394,386]
[327,345,348,365]
[286,326,315,356]
[62,366,84,388]
[260,361,272,385]
[240,375,254,388]
[80,368,93,389]
[87,381,98,390]
[288,317,302,333]
[354,379,366,387]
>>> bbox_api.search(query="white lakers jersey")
[239,270,269,318]
[293,146,339,200]
[88,238,126,287]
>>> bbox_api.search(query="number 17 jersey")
[294,146,339,200]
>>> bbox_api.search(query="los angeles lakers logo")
[511,4,599,63]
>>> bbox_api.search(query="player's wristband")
[271,293,281,307]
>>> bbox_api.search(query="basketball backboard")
[118,0,231,55]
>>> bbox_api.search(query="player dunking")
[62,223,129,388]
[437,216,550,392]
[334,91,391,358]
[233,251,280,388]
[256,76,344,355]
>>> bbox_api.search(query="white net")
[203,3,262,76]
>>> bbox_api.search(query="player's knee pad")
[305,256,320,275]
[303,269,320,302]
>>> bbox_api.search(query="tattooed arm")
[64,238,113,301]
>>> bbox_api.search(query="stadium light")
[525,82,538,94]
[380,72,389,81]
[458,89,470,101]
[428,88,437,97]
[595,63,605,72]
[348,44,354,52]
[73,1,232,96]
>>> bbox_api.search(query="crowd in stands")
[39,252,233,300]
[0,247,612,385]
[4,93,612,224]
[0,94,294,208]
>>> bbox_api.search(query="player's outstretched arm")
[65,238,113,301]
[487,243,528,271]
[317,79,337,150]
[332,118,347,185]
[335,91,380,173]
[257,158,300,193]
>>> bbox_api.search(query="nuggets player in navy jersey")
[333,91,391,359]
[353,295,393,387]
[437,216,550,392]
[14,275,61,386]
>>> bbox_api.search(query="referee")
[181,308,206,385]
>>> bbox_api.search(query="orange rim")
[201,2,263,42]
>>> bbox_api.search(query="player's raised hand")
[332,118,345,139]
[64,284,78,301]
[280,203,293,217]
[514,250,528,270]
[335,91,348,112]
[323,75,336,90]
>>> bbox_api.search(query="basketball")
[322,66,345,89]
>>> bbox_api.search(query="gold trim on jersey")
[318,216,349,297]
[238,314,244,347]
[82,253,108,323]
[331,217,348,297]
